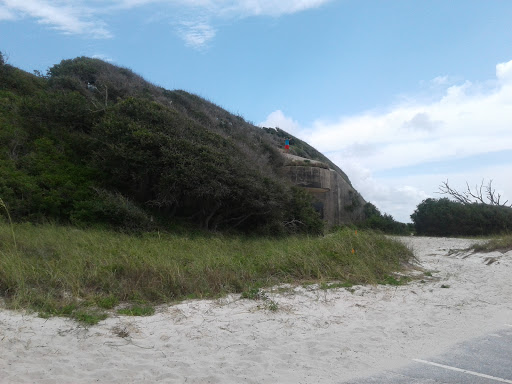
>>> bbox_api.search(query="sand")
[1,236,511,383]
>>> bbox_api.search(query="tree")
[411,197,512,236]
[360,202,409,235]
[438,179,511,207]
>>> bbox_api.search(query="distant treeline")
[411,198,512,236]
[356,196,512,237]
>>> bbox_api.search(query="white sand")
[1,237,511,383]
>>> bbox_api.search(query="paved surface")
[343,324,512,384]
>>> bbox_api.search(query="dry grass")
[471,233,512,253]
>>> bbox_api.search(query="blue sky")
[2,0,512,222]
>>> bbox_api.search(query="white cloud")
[259,110,300,133]
[140,0,334,47]
[274,59,512,221]
[303,60,512,172]
[1,0,111,38]
[0,5,15,20]
[109,0,163,9]
[496,59,512,84]
[212,0,333,17]
[109,0,333,17]
[0,0,333,47]
[401,112,442,132]
[177,21,216,49]
[323,154,431,222]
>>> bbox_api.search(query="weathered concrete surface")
[285,165,331,192]
[282,164,365,227]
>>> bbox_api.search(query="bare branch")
[464,180,486,204]
[437,179,511,207]
[437,180,472,204]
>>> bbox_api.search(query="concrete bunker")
[281,154,365,227]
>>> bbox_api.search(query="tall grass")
[0,198,16,249]
[0,223,413,317]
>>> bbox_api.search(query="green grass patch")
[95,295,119,309]
[117,305,155,316]
[38,303,78,318]
[72,310,108,325]
[0,223,413,321]
[241,287,279,311]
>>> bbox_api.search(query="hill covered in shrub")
[0,54,347,234]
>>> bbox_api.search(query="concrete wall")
[282,165,365,227]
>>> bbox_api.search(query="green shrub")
[359,202,410,235]
[411,198,512,236]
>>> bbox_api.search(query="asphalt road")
[342,324,512,384]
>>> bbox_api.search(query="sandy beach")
[1,236,511,383]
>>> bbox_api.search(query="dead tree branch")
[437,179,511,207]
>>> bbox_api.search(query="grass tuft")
[265,300,279,312]
[241,287,267,300]
[378,275,411,286]
[117,305,155,316]
[96,295,119,309]
[72,310,108,325]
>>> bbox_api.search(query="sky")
[1,0,512,222]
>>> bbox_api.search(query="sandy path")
[1,237,511,383]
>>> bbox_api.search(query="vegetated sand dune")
[1,237,511,383]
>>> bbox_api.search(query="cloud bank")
[0,0,333,46]
[305,61,512,173]
[0,0,111,38]
[262,59,512,221]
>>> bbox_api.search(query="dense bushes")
[0,55,323,234]
[411,198,512,236]
[359,202,411,235]
[87,97,322,232]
